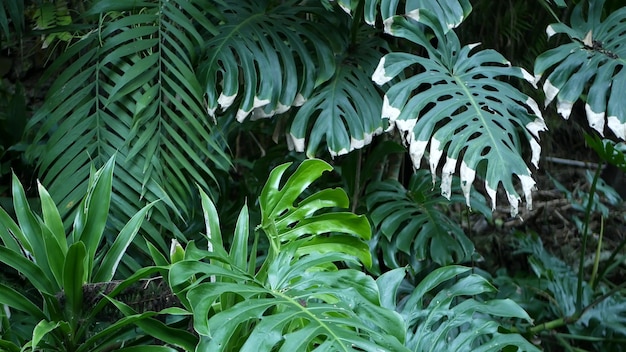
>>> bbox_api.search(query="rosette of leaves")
[366,170,490,269]
[169,159,407,351]
[534,0,626,138]
[372,10,546,216]
[378,266,541,352]
[0,157,192,351]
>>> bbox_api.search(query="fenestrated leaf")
[373,11,546,216]
[289,29,386,158]
[200,0,337,122]
[366,172,481,266]
[330,0,472,28]
[259,159,371,267]
[534,0,626,139]
[395,266,539,352]
[185,250,407,351]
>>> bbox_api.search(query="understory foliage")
[0,0,625,350]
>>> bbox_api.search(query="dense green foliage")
[1,0,626,350]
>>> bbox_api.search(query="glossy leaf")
[63,242,86,319]
[373,11,546,216]
[366,171,489,266]
[394,266,539,352]
[331,0,472,28]
[534,0,626,139]
[200,0,336,122]
[93,201,157,282]
[259,159,371,267]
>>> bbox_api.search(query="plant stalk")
[576,163,602,312]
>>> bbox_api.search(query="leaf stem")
[576,162,602,312]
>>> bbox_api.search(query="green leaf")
[104,297,197,351]
[373,11,546,216]
[31,320,62,351]
[38,180,67,254]
[73,156,114,278]
[186,252,407,351]
[259,159,371,267]
[396,266,538,351]
[535,0,626,139]
[366,172,485,266]
[333,0,472,28]
[63,242,87,318]
[230,202,250,270]
[289,27,385,158]
[200,0,337,122]
[93,200,157,282]
[0,247,55,295]
[27,0,229,254]
[0,283,45,320]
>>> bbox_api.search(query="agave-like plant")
[0,156,192,351]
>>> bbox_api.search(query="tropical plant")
[366,170,491,271]
[0,156,191,351]
[164,158,538,351]
[496,234,626,351]
[535,0,626,139]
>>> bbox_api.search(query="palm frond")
[26,0,230,251]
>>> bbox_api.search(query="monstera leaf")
[378,266,540,352]
[289,30,386,157]
[372,11,546,216]
[534,0,626,139]
[200,0,337,122]
[26,0,230,249]
[169,159,404,351]
[329,0,472,29]
[366,171,490,268]
[259,159,372,266]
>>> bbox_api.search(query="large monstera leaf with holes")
[373,12,546,216]
[289,31,386,157]
[200,0,337,123]
[328,0,471,29]
[534,0,626,139]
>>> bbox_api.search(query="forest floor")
[473,127,626,282]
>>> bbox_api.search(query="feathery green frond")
[373,11,546,216]
[26,0,230,248]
